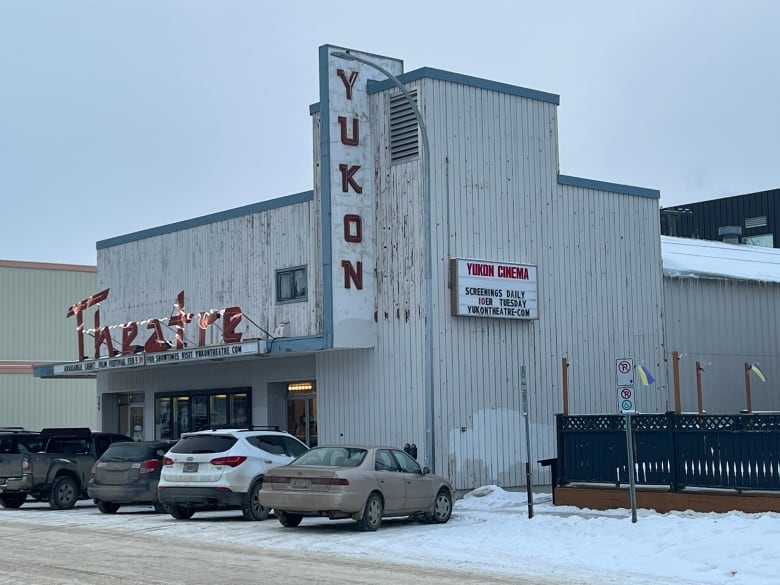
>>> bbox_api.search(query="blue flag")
[750,362,767,382]
[636,364,655,386]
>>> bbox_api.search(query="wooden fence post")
[696,361,704,414]
[561,357,569,416]
[672,351,681,414]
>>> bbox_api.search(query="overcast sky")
[3,1,778,266]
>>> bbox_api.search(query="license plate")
[290,478,310,489]
[183,463,199,473]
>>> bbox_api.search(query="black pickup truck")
[0,427,131,509]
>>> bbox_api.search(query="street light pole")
[331,51,435,471]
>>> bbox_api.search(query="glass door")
[287,395,317,447]
[130,405,144,440]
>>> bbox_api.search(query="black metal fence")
[555,412,780,491]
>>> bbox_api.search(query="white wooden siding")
[97,202,319,340]
[318,77,666,489]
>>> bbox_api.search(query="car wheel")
[242,480,270,521]
[96,501,120,514]
[428,489,453,523]
[277,510,303,527]
[357,492,383,532]
[168,505,194,520]
[0,493,27,509]
[49,476,79,510]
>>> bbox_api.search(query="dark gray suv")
[88,440,177,513]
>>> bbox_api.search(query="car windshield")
[292,447,366,467]
[100,444,158,462]
[169,435,237,454]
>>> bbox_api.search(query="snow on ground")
[3,486,778,584]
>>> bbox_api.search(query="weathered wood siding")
[97,201,319,340]
[317,76,666,489]
[663,277,780,413]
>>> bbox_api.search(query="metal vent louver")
[745,216,767,229]
[389,90,419,163]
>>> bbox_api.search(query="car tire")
[0,493,27,509]
[49,476,79,510]
[427,489,453,523]
[96,501,120,514]
[357,492,383,532]
[242,480,270,521]
[168,505,194,520]
[277,510,303,527]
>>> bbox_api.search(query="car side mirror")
[422,466,430,474]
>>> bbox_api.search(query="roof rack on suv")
[40,427,93,437]
[203,425,283,432]
[0,427,37,433]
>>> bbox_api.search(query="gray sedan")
[259,445,454,531]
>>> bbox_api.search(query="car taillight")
[311,478,350,486]
[266,476,290,484]
[139,460,159,474]
[163,456,174,466]
[266,476,349,486]
[210,455,247,467]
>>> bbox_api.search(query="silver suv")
[157,427,308,520]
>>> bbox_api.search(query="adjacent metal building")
[36,45,667,489]
[1,260,97,430]
[661,187,780,247]
[661,236,780,413]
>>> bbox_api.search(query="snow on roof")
[662,235,780,283]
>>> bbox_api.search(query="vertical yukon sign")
[323,47,403,347]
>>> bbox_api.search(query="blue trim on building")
[33,364,54,378]
[367,67,560,105]
[558,174,660,199]
[97,191,314,249]
[319,46,334,349]
[265,334,327,355]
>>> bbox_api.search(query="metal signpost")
[521,365,534,519]
[617,358,638,523]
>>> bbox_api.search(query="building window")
[743,233,774,247]
[276,266,307,303]
[155,388,250,439]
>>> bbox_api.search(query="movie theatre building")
[36,46,665,489]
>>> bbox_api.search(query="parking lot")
[0,500,549,585]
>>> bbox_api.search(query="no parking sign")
[619,385,635,413]
[616,358,635,413]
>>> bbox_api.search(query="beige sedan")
[259,445,454,531]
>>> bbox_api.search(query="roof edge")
[558,174,660,199]
[97,190,314,250]
[367,67,560,105]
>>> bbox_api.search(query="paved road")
[0,512,561,585]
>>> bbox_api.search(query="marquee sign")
[50,341,262,377]
[450,258,538,320]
